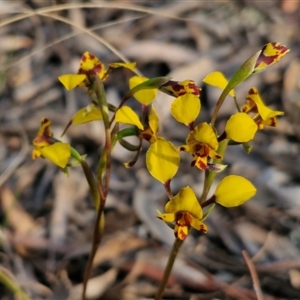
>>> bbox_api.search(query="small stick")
[242,250,264,300]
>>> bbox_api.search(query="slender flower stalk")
[154,238,184,300]
[200,139,229,204]
[82,78,113,300]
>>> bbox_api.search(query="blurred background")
[1,1,300,299]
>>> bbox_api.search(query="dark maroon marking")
[41,118,49,125]
[78,64,103,78]
[200,224,207,233]
[248,88,257,95]
[160,80,184,96]
[88,53,95,59]
[255,54,277,68]
[141,133,152,142]
[187,82,201,95]
[198,145,209,158]
[197,159,207,170]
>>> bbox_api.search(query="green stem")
[210,49,261,127]
[201,195,216,208]
[154,238,184,300]
[82,201,105,300]
[80,160,100,209]
[164,180,173,200]
[0,269,31,300]
[118,139,141,151]
[81,159,102,300]
[200,139,229,204]
[82,78,112,300]
[210,85,233,127]
[94,77,112,196]
[94,78,110,130]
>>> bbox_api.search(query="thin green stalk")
[80,159,102,300]
[81,160,100,209]
[154,238,184,300]
[0,269,31,300]
[82,78,112,300]
[82,201,105,300]
[94,77,112,195]
[200,139,229,204]
[210,50,261,127]
[210,86,232,127]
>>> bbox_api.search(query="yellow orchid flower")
[32,118,70,168]
[242,87,284,129]
[59,51,136,90]
[179,122,222,170]
[158,186,207,240]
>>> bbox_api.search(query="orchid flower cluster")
[32,43,289,298]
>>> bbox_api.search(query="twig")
[242,250,264,300]
[0,267,31,300]
[1,15,146,73]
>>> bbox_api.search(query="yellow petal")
[178,143,196,153]
[165,186,202,218]
[129,76,157,105]
[32,147,42,160]
[259,117,277,128]
[194,155,208,170]
[247,88,284,120]
[72,105,103,124]
[225,113,258,142]
[214,175,256,207]
[109,62,136,71]
[33,118,53,147]
[190,217,208,233]
[36,118,52,137]
[175,225,189,240]
[254,42,289,73]
[146,140,179,183]
[80,52,106,79]
[157,212,176,222]
[171,94,201,125]
[58,74,87,91]
[40,143,71,168]
[203,71,235,97]
[187,123,218,151]
[115,106,144,130]
[149,105,159,134]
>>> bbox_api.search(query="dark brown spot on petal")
[248,88,257,95]
[88,53,95,59]
[177,227,187,240]
[187,82,201,95]
[196,159,207,170]
[200,224,207,233]
[270,117,277,126]
[197,144,209,158]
